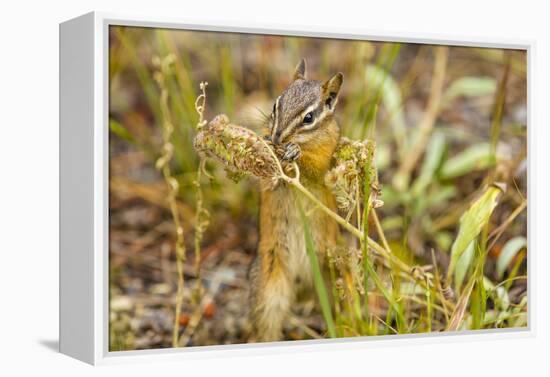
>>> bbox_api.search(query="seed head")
[194,114,281,186]
[325,137,377,212]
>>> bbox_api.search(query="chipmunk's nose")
[272,129,282,145]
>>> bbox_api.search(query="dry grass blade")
[488,200,527,251]
[447,272,476,331]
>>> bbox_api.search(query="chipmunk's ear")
[293,59,306,80]
[322,72,343,110]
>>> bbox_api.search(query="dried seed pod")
[194,114,281,187]
[325,137,377,213]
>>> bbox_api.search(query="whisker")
[253,106,271,123]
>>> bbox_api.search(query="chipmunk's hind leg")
[249,256,293,342]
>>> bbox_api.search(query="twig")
[488,200,527,251]
[289,316,323,339]
[393,46,449,191]
[371,209,392,254]
[373,314,398,334]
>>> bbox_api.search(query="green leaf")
[454,240,475,291]
[411,131,446,196]
[447,185,505,283]
[442,76,497,107]
[425,186,457,207]
[298,202,336,338]
[414,185,457,216]
[440,143,495,180]
[496,236,527,279]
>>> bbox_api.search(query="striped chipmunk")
[249,59,344,341]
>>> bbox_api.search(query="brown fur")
[249,60,343,341]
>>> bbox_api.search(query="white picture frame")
[59,11,535,365]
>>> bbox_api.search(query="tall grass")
[109,26,528,344]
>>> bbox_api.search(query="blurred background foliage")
[109,26,527,350]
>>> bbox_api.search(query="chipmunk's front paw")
[282,142,301,162]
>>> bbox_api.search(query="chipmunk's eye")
[303,111,314,124]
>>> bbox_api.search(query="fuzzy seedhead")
[193,114,282,187]
[325,137,378,213]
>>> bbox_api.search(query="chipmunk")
[249,59,343,341]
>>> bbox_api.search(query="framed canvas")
[59,12,533,365]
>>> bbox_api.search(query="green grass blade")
[471,238,487,329]
[363,56,404,145]
[362,164,373,297]
[110,119,135,144]
[363,254,405,330]
[411,131,446,197]
[454,240,475,291]
[115,28,162,125]
[219,44,237,118]
[298,202,337,338]
[360,148,378,333]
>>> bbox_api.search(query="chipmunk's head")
[268,59,343,147]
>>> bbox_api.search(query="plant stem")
[285,173,453,311]
[192,83,210,304]
[372,209,392,254]
[290,177,363,238]
[153,56,187,348]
